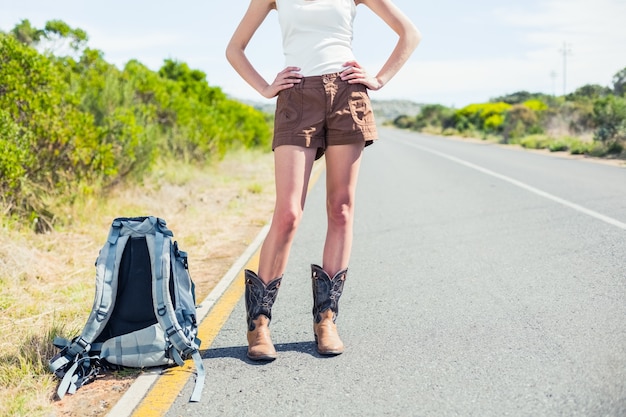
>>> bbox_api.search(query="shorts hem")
[326,128,378,146]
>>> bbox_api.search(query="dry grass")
[0,148,277,417]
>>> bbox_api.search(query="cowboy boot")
[311,264,347,355]
[245,270,282,361]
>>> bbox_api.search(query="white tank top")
[276,0,357,76]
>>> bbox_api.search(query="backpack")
[49,216,205,402]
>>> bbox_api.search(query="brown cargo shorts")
[273,72,378,160]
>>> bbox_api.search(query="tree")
[491,91,552,105]
[10,19,87,55]
[43,19,88,52]
[10,19,43,45]
[612,67,626,97]
[593,95,626,146]
[413,104,454,131]
[566,84,611,101]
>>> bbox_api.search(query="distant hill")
[371,99,422,121]
[238,98,423,122]
[240,99,276,115]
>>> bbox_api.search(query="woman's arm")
[225,0,302,98]
[343,0,422,90]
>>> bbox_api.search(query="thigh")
[324,143,364,204]
[273,145,319,212]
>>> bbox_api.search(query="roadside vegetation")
[0,19,275,416]
[1,19,272,233]
[391,67,626,160]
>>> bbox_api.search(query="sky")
[1,0,625,108]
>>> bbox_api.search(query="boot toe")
[316,344,344,356]
[247,349,277,361]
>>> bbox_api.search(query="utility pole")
[560,42,572,96]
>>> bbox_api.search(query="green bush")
[412,104,454,131]
[501,105,541,141]
[0,34,104,226]
[0,20,272,229]
[569,140,595,155]
[392,114,415,129]
[517,134,551,150]
[0,109,31,194]
[547,139,570,152]
[454,102,512,133]
[522,99,548,112]
[592,95,626,144]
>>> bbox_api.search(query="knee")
[327,196,353,228]
[273,206,302,237]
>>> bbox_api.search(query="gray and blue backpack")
[49,216,205,402]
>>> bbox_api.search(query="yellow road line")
[130,159,325,417]
[131,255,258,417]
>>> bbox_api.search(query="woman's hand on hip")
[262,66,303,98]
[340,61,383,90]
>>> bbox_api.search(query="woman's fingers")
[263,67,302,97]
[340,61,381,90]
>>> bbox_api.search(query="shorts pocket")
[275,88,303,131]
[348,88,375,126]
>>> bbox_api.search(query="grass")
[0,148,277,417]
[436,126,626,161]
[0,324,65,416]
[509,134,625,159]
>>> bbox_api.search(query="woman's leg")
[322,142,364,276]
[311,141,364,355]
[246,144,317,361]
[257,145,318,284]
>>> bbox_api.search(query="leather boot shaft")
[311,264,346,355]
[244,270,282,361]
[245,270,282,331]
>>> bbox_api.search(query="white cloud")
[374,57,555,107]
[378,0,626,106]
[495,0,626,89]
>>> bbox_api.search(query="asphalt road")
[166,128,626,417]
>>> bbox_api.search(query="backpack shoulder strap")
[148,225,205,402]
[82,219,127,342]
[49,218,129,398]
